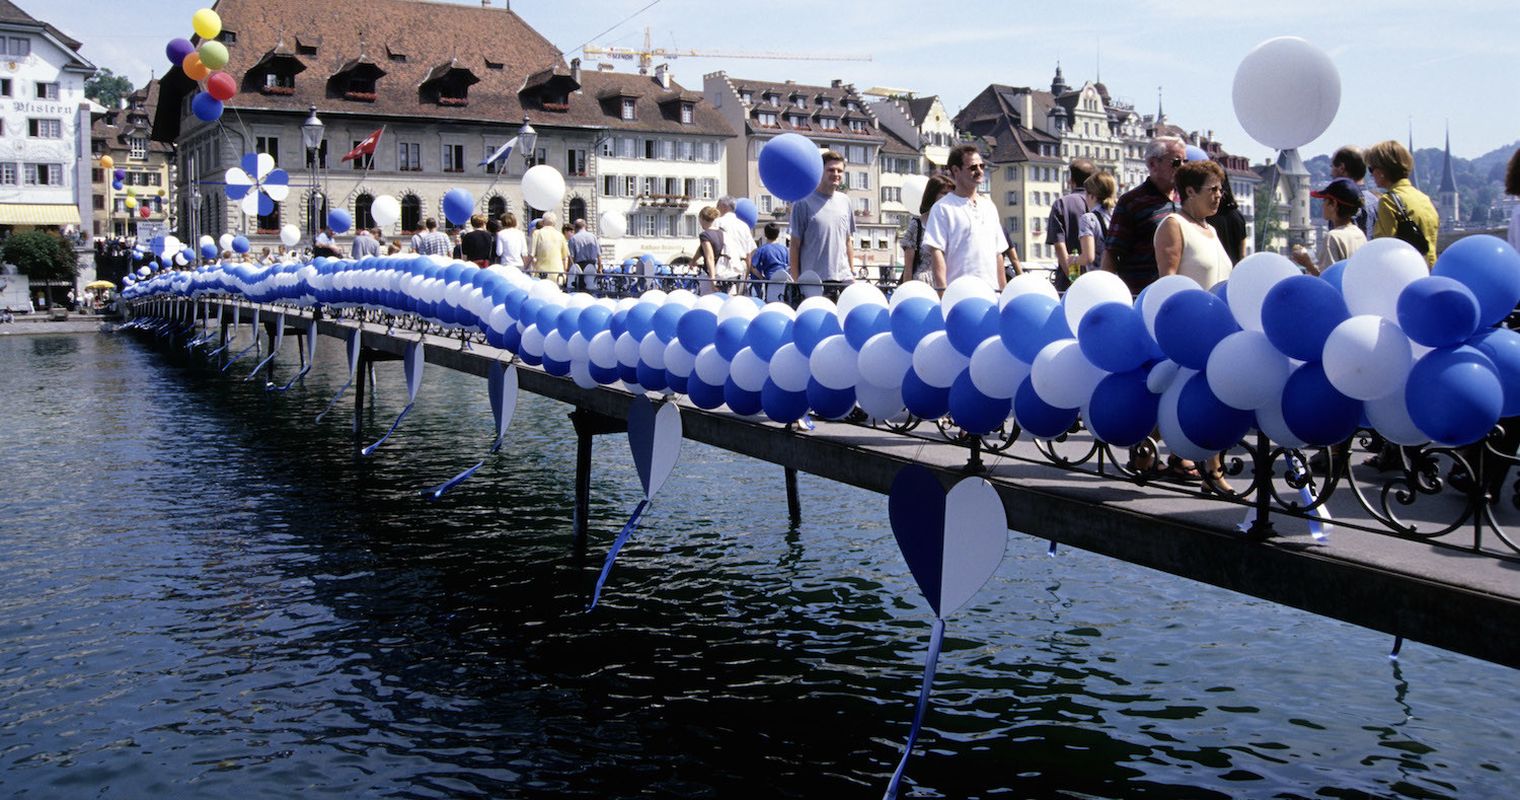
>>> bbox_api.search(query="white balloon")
[1141,274,1202,339]
[519,324,545,359]
[571,358,598,390]
[663,340,697,378]
[900,175,929,214]
[719,295,760,323]
[638,331,666,368]
[522,164,566,211]
[768,342,811,393]
[969,338,1029,399]
[614,331,641,368]
[1322,315,1413,400]
[543,330,570,363]
[664,289,698,309]
[809,334,860,391]
[1030,339,1105,410]
[999,272,1060,307]
[911,331,970,388]
[1206,330,1291,410]
[1363,382,1429,446]
[1342,237,1431,321]
[1232,36,1340,151]
[1227,252,1298,332]
[641,289,669,306]
[1253,379,1307,449]
[198,234,215,248]
[1063,270,1131,335]
[588,330,618,369]
[856,380,907,422]
[889,279,939,309]
[796,295,836,316]
[567,331,590,364]
[836,282,888,322]
[218,233,234,251]
[942,274,998,316]
[693,344,731,386]
[598,209,627,238]
[371,194,401,227]
[758,301,796,320]
[278,224,301,247]
[1157,368,1215,463]
[857,331,913,390]
[730,346,770,392]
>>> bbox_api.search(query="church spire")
[1050,61,1069,96]
[1407,119,1419,189]
[1438,122,1457,193]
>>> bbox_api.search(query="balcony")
[637,193,691,208]
[541,101,569,113]
[438,96,469,107]
[260,85,295,96]
[343,90,377,102]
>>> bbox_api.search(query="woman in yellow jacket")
[1365,139,1439,267]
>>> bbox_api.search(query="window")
[567,148,586,177]
[821,98,833,109]
[640,214,656,237]
[678,140,693,161]
[623,176,636,196]
[400,194,421,232]
[683,178,695,198]
[664,177,679,196]
[257,201,281,233]
[1006,191,1019,205]
[641,177,656,196]
[93,194,104,210]
[217,31,237,44]
[740,90,753,103]
[130,137,147,159]
[819,117,838,130]
[27,118,60,138]
[659,215,675,237]
[354,194,375,229]
[791,95,805,108]
[760,195,772,213]
[255,136,279,165]
[680,103,693,124]
[350,140,374,170]
[700,178,716,200]
[602,175,618,196]
[0,163,15,184]
[532,147,545,166]
[306,139,329,169]
[853,171,869,190]
[661,140,675,160]
[0,79,10,97]
[616,136,636,158]
[6,37,29,57]
[848,119,865,133]
[398,141,421,171]
[757,111,777,126]
[854,196,870,215]
[442,143,464,172]
[846,145,867,164]
[699,141,715,162]
[881,186,899,203]
[91,167,103,183]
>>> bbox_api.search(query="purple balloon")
[167,38,195,66]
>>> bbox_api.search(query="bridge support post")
[569,407,629,549]
[785,467,802,526]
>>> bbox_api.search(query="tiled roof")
[570,70,732,137]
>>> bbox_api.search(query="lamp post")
[519,115,537,169]
[301,105,325,246]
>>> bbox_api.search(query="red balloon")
[139,205,150,219]
[206,71,236,101]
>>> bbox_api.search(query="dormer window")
[847,119,865,132]
[740,90,752,103]
[819,117,838,130]
[621,98,635,121]
[263,72,295,93]
[247,49,306,96]
[421,61,479,107]
[791,95,805,108]
[216,30,237,44]
[330,56,385,102]
[680,103,693,124]
[764,92,778,105]
[821,98,832,109]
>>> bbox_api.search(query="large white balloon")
[693,344,731,386]
[1030,338,1105,410]
[900,175,930,214]
[218,233,234,251]
[1157,368,1215,463]
[969,338,1029,399]
[942,274,998,315]
[858,332,913,390]
[1226,252,1298,332]
[911,330,970,388]
[663,340,696,378]
[856,380,907,422]
[279,224,301,247]
[598,209,627,239]
[889,279,938,309]
[522,164,567,211]
[1063,270,1131,335]
[1342,238,1430,321]
[1000,272,1060,307]
[730,346,770,392]
[371,194,401,227]
[768,342,810,392]
[835,282,888,321]
[809,334,860,391]
[1363,382,1429,446]
[1205,330,1290,410]
[1322,315,1413,400]
[1232,36,1341,151]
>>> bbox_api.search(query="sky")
[35,0,1520,164]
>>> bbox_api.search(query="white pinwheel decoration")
[225,153,290,216]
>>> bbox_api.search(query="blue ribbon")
[360,402,413,457]
[882,616,946,800]
[421,435,504,500]
[587,499,649,611]
[245,318,284,382]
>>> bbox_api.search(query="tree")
[85,68,133,109]
[3,231,78,283]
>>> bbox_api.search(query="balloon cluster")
[169,8,236,123]
[122,236,1520,449]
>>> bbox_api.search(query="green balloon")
[198,40,229,70]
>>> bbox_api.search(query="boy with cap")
[1291,177,1368,276]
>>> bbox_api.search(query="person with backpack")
[898,174,954,285]
[1074,171,1116,278]
[1365,140,1439,267]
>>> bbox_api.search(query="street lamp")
[519,115,537,168]
[301,105,325,244]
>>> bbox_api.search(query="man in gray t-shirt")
[788,149,856,283]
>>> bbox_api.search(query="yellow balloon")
[198,40,228,70]
[191,8,222,40]
[157,189,166,197]
[124,197,137,209]
[99,155,114,169]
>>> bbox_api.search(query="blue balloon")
[1397,276,1480,348]
[1177,372,1253,451]
[793,308,842,356]
[578,305,613,341]
[111,180,124,191]
[534,302,562,335]
[1153,289,1239,370]
[890,297,944,352]
[199,242,217,260]
[609,308,629,339]
[735,198,759,229]
[666,370,689,395]
[1406,346,1503,445]
[1000,293,1071,363]
[543,355,571,377]
[1320,260,1348,293]
[724,377,764,416]
[948,370,1010,434]
[651,303,685,343]
[112,168,125,181]
[744,311,794,359]
[714,316,750,360]
[625,302,658,341]
[230,235,250,254]
[1077,301,1151,373]
[589,362,620,385]
[191,91,223,122]
[1470,328,1520,416]
[1261,274,1349,362]
[1432,234,1520,327]
[761,378,810,423]
[944,297,998,357]
[1085,369,1158,446]
[843,304,891,350]
[687,375,726,409]
[902,368,950,420]
[1013,376,1077,439]
[327,208,353,234]
[676,308,718,351]
[1210,279,1229,303]
[636,362,667,391]
[806,377,855,419]
[167,37,195,66]
[1185,144,1209,162]
[619,364,639,385]
[555,306,582,340]
[442,188,474,226]
[757,132,824,203]
[1282,363,1362,446]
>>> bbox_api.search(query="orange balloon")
[182,52,209,81]
[99,155,114,169]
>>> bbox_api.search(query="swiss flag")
[341,128,384,162]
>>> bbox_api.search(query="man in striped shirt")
[1102,136,1184,295]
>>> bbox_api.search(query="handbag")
[1384,191,1429,255]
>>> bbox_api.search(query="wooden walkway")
[176,301,1520,670]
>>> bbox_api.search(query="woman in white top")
[494,211,527,269]
[1074,171,1117,279]
[1154,160,1232,290]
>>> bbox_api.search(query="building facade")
[90,81,173,240]
[0,0,95,240]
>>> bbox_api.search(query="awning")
[0,204,83,226]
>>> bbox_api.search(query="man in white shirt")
[923,144,1013,291]
[714,196,755,284]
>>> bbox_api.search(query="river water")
[1,330,1514,799]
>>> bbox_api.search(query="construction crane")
[582,27,871,76]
